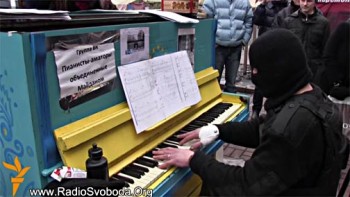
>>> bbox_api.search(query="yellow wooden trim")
[147,167,177,190]
[55,103,131,151]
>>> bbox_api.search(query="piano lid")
[0,11,164,32]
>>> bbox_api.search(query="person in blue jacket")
[202,0,253,93]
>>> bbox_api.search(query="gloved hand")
[330,86,350,100]
[178,124,219,150]
[199,124,219,146]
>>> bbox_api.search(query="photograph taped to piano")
[178,28,195,69]
[120,27,150,65]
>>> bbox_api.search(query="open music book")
[118,51,201,133]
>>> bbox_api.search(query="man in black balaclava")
[249,28,312,109]
[151,29,344,196]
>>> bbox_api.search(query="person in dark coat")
[152,29,344,196]
[254,0,288,35]
[280,0,330,83]
[251,0,288,119]
[272,0,300,27]
[319,19,350,100]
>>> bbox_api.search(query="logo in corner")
[3,156,30,197]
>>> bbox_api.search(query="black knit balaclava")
[249,29,313,109]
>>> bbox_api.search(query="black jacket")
[319,20,350,99]
[281,9,330,76]
[253,1,288,35]
[272,1,299,28]
[190,85,342,196]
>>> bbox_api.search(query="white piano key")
[211,104,238,124]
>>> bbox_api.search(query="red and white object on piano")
[161,0,199,17]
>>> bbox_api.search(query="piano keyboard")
[111,102,240,190]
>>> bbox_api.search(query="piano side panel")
[0,32,46,196]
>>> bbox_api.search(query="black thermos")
[86,143,109,180]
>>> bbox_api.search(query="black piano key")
[220,102,233,107]
[121,168,142,178]
[195,119,212,124]
[129,163,149,173]
[110,177,129,188]
[125,166,145,175]
[207,108,226,114]
[200,113,219,119]
[217,102,232,107]
[141,157,159,165]
[175,130,188,135]
[135,157,158,168]
[158,142,177,149]
[205,112,222,118]
[182,125,200,131]
[145,148,161,157]
[168,136,181,142]
[112,174,134,184]
[190,120,208,127]
[144,150,153,158]
[196,116,216,122]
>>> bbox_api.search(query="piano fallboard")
[54,67,249,196]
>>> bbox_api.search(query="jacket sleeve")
[217,118,260,148]
[320,21,330,57]
[190,109,325,196]
[190,134,293,195]
[322,21,350,94]
[253,4,267,26]
[243,6,254,45]
[272,8,287,28]
[202,0,215,18]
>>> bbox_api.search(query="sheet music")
[172,51,201,106]
[118,64,164,132]
[118,51,201,133]
[151,55,184,117]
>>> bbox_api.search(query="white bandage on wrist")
[199,124,219,146]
